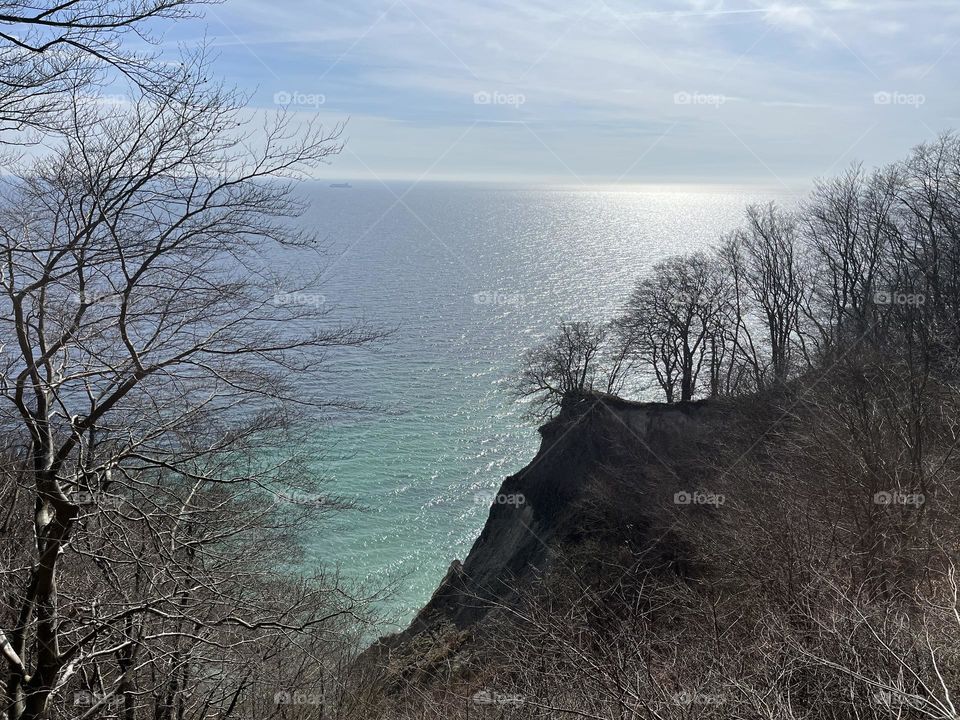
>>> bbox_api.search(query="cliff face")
[373,392,714,653]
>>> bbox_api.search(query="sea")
[277,182,795,630]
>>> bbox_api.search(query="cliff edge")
[367,391,717,662]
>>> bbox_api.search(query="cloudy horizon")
[164,0,959,185]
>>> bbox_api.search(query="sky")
[164,0,960,185]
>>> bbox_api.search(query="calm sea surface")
[279,182,795,629]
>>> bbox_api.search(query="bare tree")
[0,0,208,138]
[728,202,809,383]
[618,252,730,402]
[716,232,766,393]
[802,165,901,356]
[514,321,627,418]
[0,64,380,719]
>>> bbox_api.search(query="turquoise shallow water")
[281,182,792,628]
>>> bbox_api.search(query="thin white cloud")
[204,0,960,182]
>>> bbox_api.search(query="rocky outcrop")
[368,392,714,659]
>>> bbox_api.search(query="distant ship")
[329,182,352,188]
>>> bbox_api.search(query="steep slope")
[369,392,715,656]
